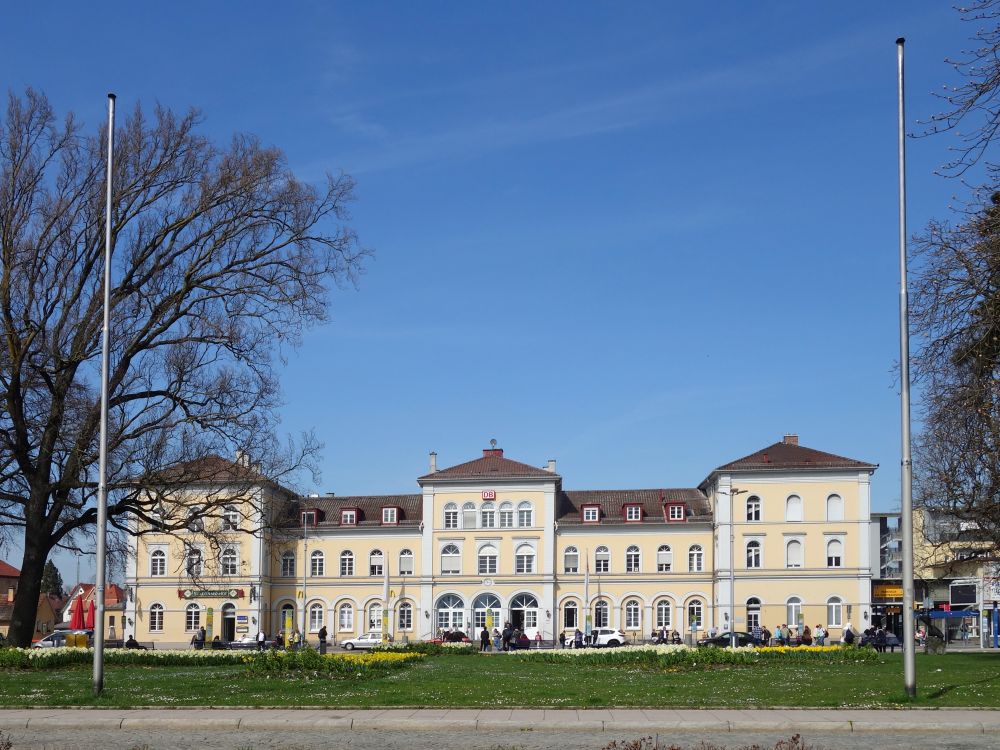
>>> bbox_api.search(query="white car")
[32,630,92,648]
[340,632,386,650]
[592,628,627,647]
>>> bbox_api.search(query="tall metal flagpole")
[93,92,116,697]
[896,37,917,698]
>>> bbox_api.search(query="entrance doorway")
[510,594,538,633]
[222,603,236,642]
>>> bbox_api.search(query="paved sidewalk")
[2,708,1000,734]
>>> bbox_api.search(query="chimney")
[483,448,504,458]
[546,459,557,473]
[429,452,437,473]
[783,434,799,446]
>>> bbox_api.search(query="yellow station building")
[125,435,877,648]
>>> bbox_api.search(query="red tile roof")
[419,449,559,482]
[559,489,711,523]
[711,440,876,474]
[0,560,20,577]
[279,494,423,529]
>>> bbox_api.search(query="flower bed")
[242,648,423,677]
[0,647,247,670]
[502,643,876,668]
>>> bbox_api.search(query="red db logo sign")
[482,490,496,500]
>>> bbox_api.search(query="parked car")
[592,628,627,647]
[341,632,388,650]
[32,629,93,648]
[228,634,278,649]
[697,631,756,648]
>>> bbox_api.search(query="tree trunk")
[8,527,53,647]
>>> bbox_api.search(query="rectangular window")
[564,550,579,573]
[309,607,323,632]
[499,509,514,528]
[518,509,532,527]
[223,508,239,531]
[656,548,672,572]
[669,505,684,521]
[625,505,641,521]
[186,607,200,631]
[747,498,761,522]
[595,556,609,574]
[150,552,166,577]
[444,510,458,529]
[398,606,412,630]
[370,554,384,576]
[339,607,353,631]
[441,555,460,574]
[626,552,640,572]
[525,610,538,629]
[382,508,397,525]
[149,607,163,632]
[281,554,295,577]
[340,556,354,576]
[478,555,497,575]
[564,607,578,629]
[341,510,356,526]
[399,554,413,576]
[515,554,534,574]
[481,509,495,528]
[463,508,477,528]
[583,507,599,522]
[301,511,316,527]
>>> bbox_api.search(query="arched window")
[656,600,672,628]
[687,599,703,629]
[150,549,166,577]
[564,546,579,573]
[595,546,610,573]
[498,502,514,528]
[625,599,641,629]
[222,505,239,531]
[444,502,458,529]
[827,596,843,627]
[480,502,496,528]
[281,551,295,577]
[340,550,354,576]
[478,544,498,575]
[185,603,201,631]
[187,508,204,533]
[221,548,238,576]
[338,603,354,631]
[441,544,461,575]
[688,545,703,572]
[310,550,325,577]
[746,496,761,522]
[369,549,384,576]
[473,593,502,630]
[515,544,535,574]
[398,601,413,630]
[398,549,413,576]
[826,539,843,568]
[279,602,295,634]
[746,597,761,630]
[149,603,164,632]
[746,540,761,569]
[594,600,609,628]
[656,545,673,572]
[309,602,324,632]
[785,540,803,568]
[786,597,802,629]
[785,495,803,522]
[626,545,641,573]
[436,594,464,631]
[462,502,477,529]
[563,600,578,629]
[368,603,383,632]
[186,549,203,577]
[517,501,533,527]
[826,494,844,521]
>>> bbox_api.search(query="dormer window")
[341,509,357,526]
[667,504,685,521]
[582,506,600,523]
[382,507,398,525]
[301,510,317,527]
[624,504,642,522]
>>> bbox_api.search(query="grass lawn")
[0,652,998,709]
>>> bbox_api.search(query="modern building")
[125,435,877,648]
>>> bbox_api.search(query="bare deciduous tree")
[0,90,367,646]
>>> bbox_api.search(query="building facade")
[126,436,876,648]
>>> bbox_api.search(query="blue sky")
[1,2,984,582]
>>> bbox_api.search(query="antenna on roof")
[490,438,497,448]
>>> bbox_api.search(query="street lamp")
[726,488,747,649]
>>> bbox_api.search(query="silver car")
[592,628,627,647]
[340,632,386,650]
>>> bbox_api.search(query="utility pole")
[727,488,747,649]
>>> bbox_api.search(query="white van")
[32,629,92,648]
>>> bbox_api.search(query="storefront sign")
[873,584,903,600]
[177,588,244,599]
[482,490,496,500]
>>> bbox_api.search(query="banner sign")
[178,588,244,599]
[873,584,904,600]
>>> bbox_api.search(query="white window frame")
[222,505,239,531]
[515,543,535,574]
[564,546,579,573]
[785,538,804,569]
[480,503,496,528]
[668,504,684,521]
[594,600,609,628]
[382,507,398,525]
[398,549,413,576]
[656,600,672,628]
[626,544,641,573]
[826,538,843,568]
[583,506,599,523]
[281,551,295,577]
[444,503,459,529]
[827,596,843,627]
[826,494,844,522]
[462,502,477,529]
[563,601,578,629]
[656,544,673,572]
[595,546,610,573]
[787,596,803,628]
[441,544,461,575]
[625,505,642,521]
[785,495,803,522]
[185,603,201,632]
[221,547,238,576]
[688,545,703,572]
[341,509,356,526]
[398,601,413,630]
[150,548,166,577]
[338,603,354,631]
[311,550,325,577]
[517,501,533,527]
[339,550,354,576]
[498,502,514,528]
[309,603,324,632]
[369,549,384,576]
[746,496,761,522]
[149,602,164,632]
[625,599,641,629]
[478,545,498,575]
[746,539,762,569]
[687,599,703,629]
[186,548,203,577]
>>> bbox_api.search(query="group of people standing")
[480,622,534,651]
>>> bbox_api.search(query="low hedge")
[242,648,423,677]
